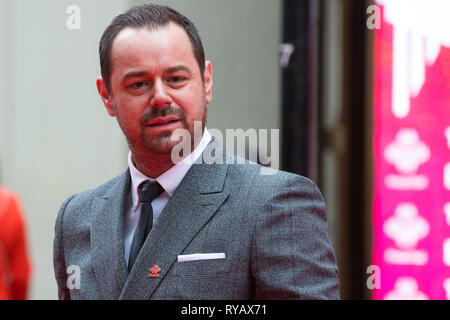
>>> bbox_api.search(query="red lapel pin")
[148,265,161,278]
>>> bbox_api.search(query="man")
[53,4,339,300]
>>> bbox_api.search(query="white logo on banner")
[384,203,429,248]
[384,129,430,174]
[384,248,428,265]
[443,203,450,225]
[443,239,450,266]
[443,279,450,300]
[383,203,429,265]
[385,277,428,300]
[376,0,450,118]
[384,129,430,190]
[443,163,450,190]
[444,127,450,149]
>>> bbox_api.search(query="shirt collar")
[128,128,212,211]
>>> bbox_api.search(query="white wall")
[139,0,282,147]
[0,0,281,299]
[0,0,129,299]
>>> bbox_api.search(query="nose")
[150,79,173,108]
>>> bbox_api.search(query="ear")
[203,61,213,104]
[96,77,115,117]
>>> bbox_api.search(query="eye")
[168,76,187,83]
[131,81,149,89]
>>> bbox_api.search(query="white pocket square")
[177,253,226,262]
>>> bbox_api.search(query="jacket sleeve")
[250,174,340,299]
[53,195,75,300]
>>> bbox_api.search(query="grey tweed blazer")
[53,146,340,299]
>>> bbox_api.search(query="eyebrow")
[121,65,192,83]
[121,70,149,82]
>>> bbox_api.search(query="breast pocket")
[170,256,232,277]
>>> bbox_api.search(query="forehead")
[110,22,198,76]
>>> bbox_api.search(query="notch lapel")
[91,170,130,299]
[119,148,230,300]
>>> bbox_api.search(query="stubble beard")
[114,95,207,157]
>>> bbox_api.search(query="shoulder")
[222,153,327,229]
[224,152,323,201]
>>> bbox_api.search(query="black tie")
[128,181,164,271]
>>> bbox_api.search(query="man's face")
[97,22,213,156]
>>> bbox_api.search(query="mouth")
[146,116,180,127]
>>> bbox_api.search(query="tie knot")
[139,181,164,203]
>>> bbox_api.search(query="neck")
[131,151,174,178]
[130,132,204,178]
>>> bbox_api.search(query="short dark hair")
[99,4,205,91]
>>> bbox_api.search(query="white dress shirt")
[124,128,212,265]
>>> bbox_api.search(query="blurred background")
[0,0,449,299]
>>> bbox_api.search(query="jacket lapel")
[119,148,230,300]
[91,170,130,299]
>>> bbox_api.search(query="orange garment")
[0,187,32,300]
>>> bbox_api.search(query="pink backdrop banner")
[372,3,450,299]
